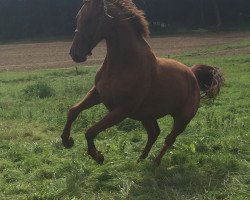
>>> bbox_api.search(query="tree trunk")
[212,0,222,27]
[199,0,205,26]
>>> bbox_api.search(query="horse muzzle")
[69,48,92,63]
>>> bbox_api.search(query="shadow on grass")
[128,153,238,200]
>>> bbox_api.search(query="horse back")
[156,57,199,102]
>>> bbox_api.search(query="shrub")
[23,81,55,99]
[116,119,142,132]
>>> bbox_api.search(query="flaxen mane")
[106,0,150,37]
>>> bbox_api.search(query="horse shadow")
[127,157,233,200]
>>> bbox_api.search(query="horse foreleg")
[154,117,190,166]
[85,107,127,164]
[138,120,160,162]
[61,86,101,148]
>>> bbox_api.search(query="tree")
[1,0,250,40]
[212,0,222,27]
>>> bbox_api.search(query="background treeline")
[0,0,82,40]
[139,0,250,32]
[0,0,250,40]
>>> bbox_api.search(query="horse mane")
[106,0,150,37]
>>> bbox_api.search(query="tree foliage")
[0,0,82,40]
[138,0,250,28]
[0,0,249,40]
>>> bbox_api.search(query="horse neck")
[105,21,154,68]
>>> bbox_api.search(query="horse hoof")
[95,151,104,164]
[62,137,74,149]
[89,150,104,164]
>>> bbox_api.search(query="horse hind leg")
[138,119,160,162]
[61,87,101,148]
[154,116,192,166]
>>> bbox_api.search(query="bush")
[116,119,142,132]
[23,81,55,99]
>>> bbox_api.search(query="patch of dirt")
[0,31,250,72]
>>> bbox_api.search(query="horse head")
[70,0,111,63]
[70,0,148,63]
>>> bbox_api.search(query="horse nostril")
[70,52,83,63]
[69,47,86,63]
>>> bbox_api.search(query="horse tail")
[191,64,224,101]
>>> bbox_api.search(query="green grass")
[0,42,249,200]
[167,39,250,59]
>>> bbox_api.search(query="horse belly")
[130,89,184,120]
[130,70,198,120]
[96,76,150,112]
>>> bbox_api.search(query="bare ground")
[0,31,250,72]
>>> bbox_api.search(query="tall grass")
[0,44,249,199]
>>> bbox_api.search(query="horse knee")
[68,107,79,119]
[85,130,92,141]
[165,134,177,145]
[165,117,191,145]
[85,127,96,141]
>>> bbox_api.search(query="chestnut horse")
[61,0,223,165]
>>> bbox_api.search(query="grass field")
[0,39,249,200]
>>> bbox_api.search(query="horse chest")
[96,79,112,103]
